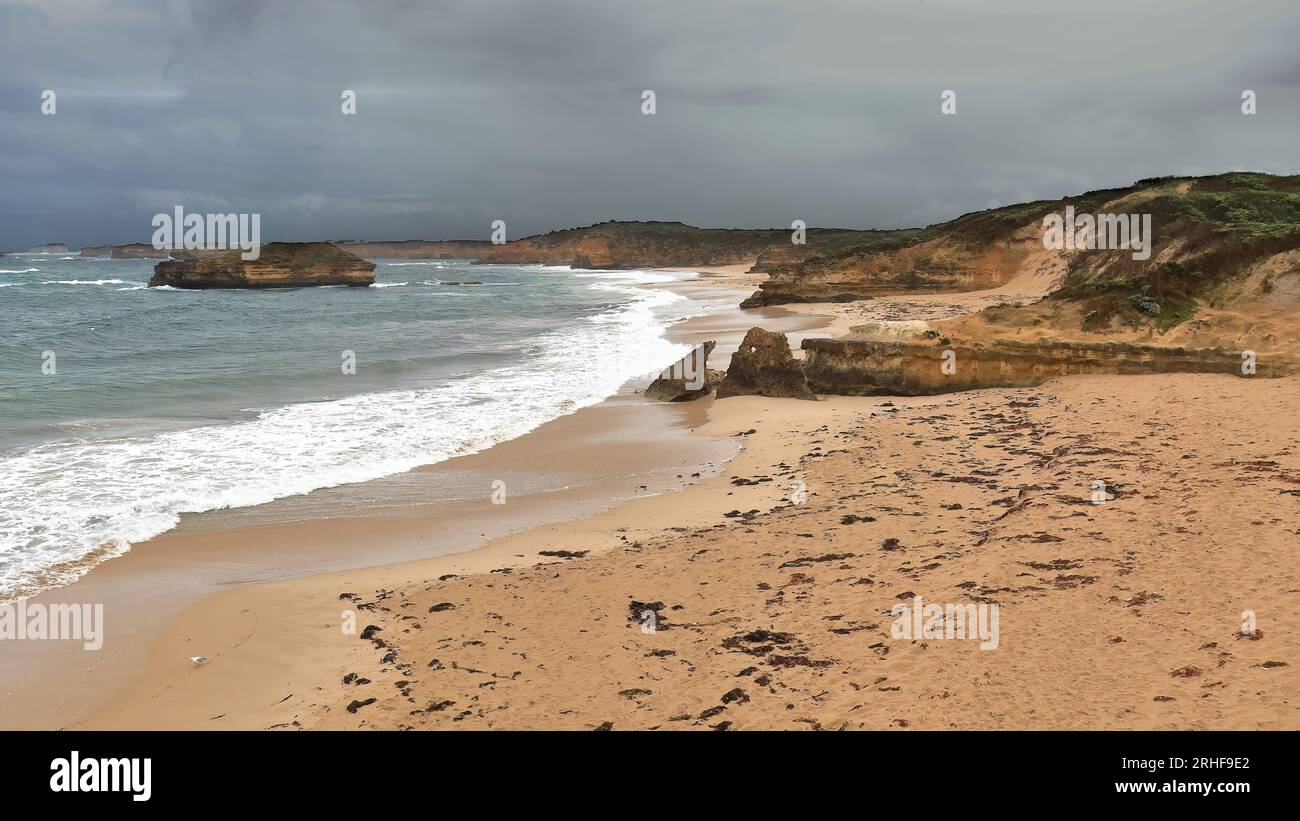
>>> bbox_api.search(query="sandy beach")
[66,368,1300,731]
[10,10,1300,811]
[0,269,834,729]
[4,262,1298,732]
[306,373,1298,730]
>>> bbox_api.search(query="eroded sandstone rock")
[801,337,1298,395]
[330,240,489,259]
[645,341,721,401]
[80,243,171,259]
[715,328,816,400]
[149,242,375,289]
[473,222,861,270]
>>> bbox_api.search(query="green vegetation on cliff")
[1053,173,1300,330]
[749,171,1300,333]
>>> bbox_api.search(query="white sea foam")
[41,278,130,286]
[570,269,686,285]
[0,268,39,274]
[369,282,408,288]
[0,273,703,601]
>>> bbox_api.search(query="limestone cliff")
[85,222,887,273]
[706,323,1297,399]
[801,337,1295,396]
[330,240,489,259]
[27,243,68,254]
[148,243,375,289]
[79,244,170,259]
[469,222,861,270]
[742,173,1300,328]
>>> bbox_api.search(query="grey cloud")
[2,0,1299,250]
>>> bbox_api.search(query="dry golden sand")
[657,262,765,287]
[306,375,1300,730]
[80,372,1300,730]
[42,277,816,730]
[35,261,1300,731]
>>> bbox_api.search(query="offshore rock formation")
[716,328,815,400]
[801,337,1295,396]
[80,244,171,259]
[149,242,375,289]
[27,243,68,254]
[330,240,490,259]
[645,341,721,401]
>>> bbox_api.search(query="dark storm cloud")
[2,0,1299,250]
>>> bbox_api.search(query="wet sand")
[0,272,832,729]
[72,372,1300,730]
[17,263,1295,732]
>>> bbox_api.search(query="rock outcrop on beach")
[27,243,68,254]
[645,341,721,401]
[801,337,1296,395]
[330,240,490,259]
[710,324,1298,398]
[716,328,815,400]
[148,242,375,289]
[730,173,1300,394]
[80,244,171,259]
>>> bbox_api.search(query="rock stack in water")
[148,242,376,289]
[715,327,816,400]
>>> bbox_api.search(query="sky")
[3,0,1300,250]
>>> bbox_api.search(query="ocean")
[0,254,711,601]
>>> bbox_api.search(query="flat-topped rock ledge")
[802,337,1298,396]
[148,242,376,289]
[26,243,68,254]
[82,243,171,258]
[330,240,489,259]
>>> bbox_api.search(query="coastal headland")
[5,172,1298,730]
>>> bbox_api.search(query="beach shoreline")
[72,370,1300,731]
[0,266,836,730]
[7,265,1297,732]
